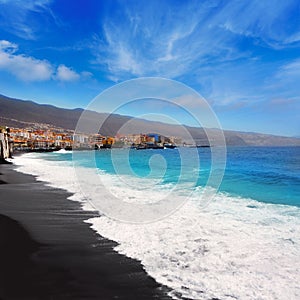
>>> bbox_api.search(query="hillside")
[0,94,299,146]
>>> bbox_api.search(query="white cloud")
[279,59,300,77]
[93,3,242,79]
[0,40,87,83]
[284,32,300,44]
[56,64,80,81]
[214,1,300,48]
[93,0,299,82]
[107,43,142,76]
[0,0,55,40]
[173,94,207,109]
[0,40,53,81]
[96,18,198,79]
[261,59,300,103]
[0,40,18,52]
[271,59,300,96]
[271,59,300,90]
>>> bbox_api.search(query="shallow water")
[14,146,300,300]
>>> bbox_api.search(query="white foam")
[14,153,300,300]
[13,153,94,210]
[55,149,71,154]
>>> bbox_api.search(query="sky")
[0,0,299,136]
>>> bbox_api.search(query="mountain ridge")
[0,94,299,146]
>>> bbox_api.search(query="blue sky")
[0,0,299,136]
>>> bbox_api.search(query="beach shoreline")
[0,161,173,300]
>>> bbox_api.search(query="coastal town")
[1,126,182,155]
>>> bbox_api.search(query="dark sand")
[0,162,173,300]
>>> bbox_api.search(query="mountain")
[0,94,85,130]
[0,94,299,146]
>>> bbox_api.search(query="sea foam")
[14,153,300,300]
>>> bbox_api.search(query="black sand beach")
[0,162,172,300]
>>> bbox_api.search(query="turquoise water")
[15,146,300,300]
[46,146,300,208]
[221,146,300,206]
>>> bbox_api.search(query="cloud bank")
[0,40,84,82]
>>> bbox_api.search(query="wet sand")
[0,162,172,300]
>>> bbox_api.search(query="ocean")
[14,146,300,300]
